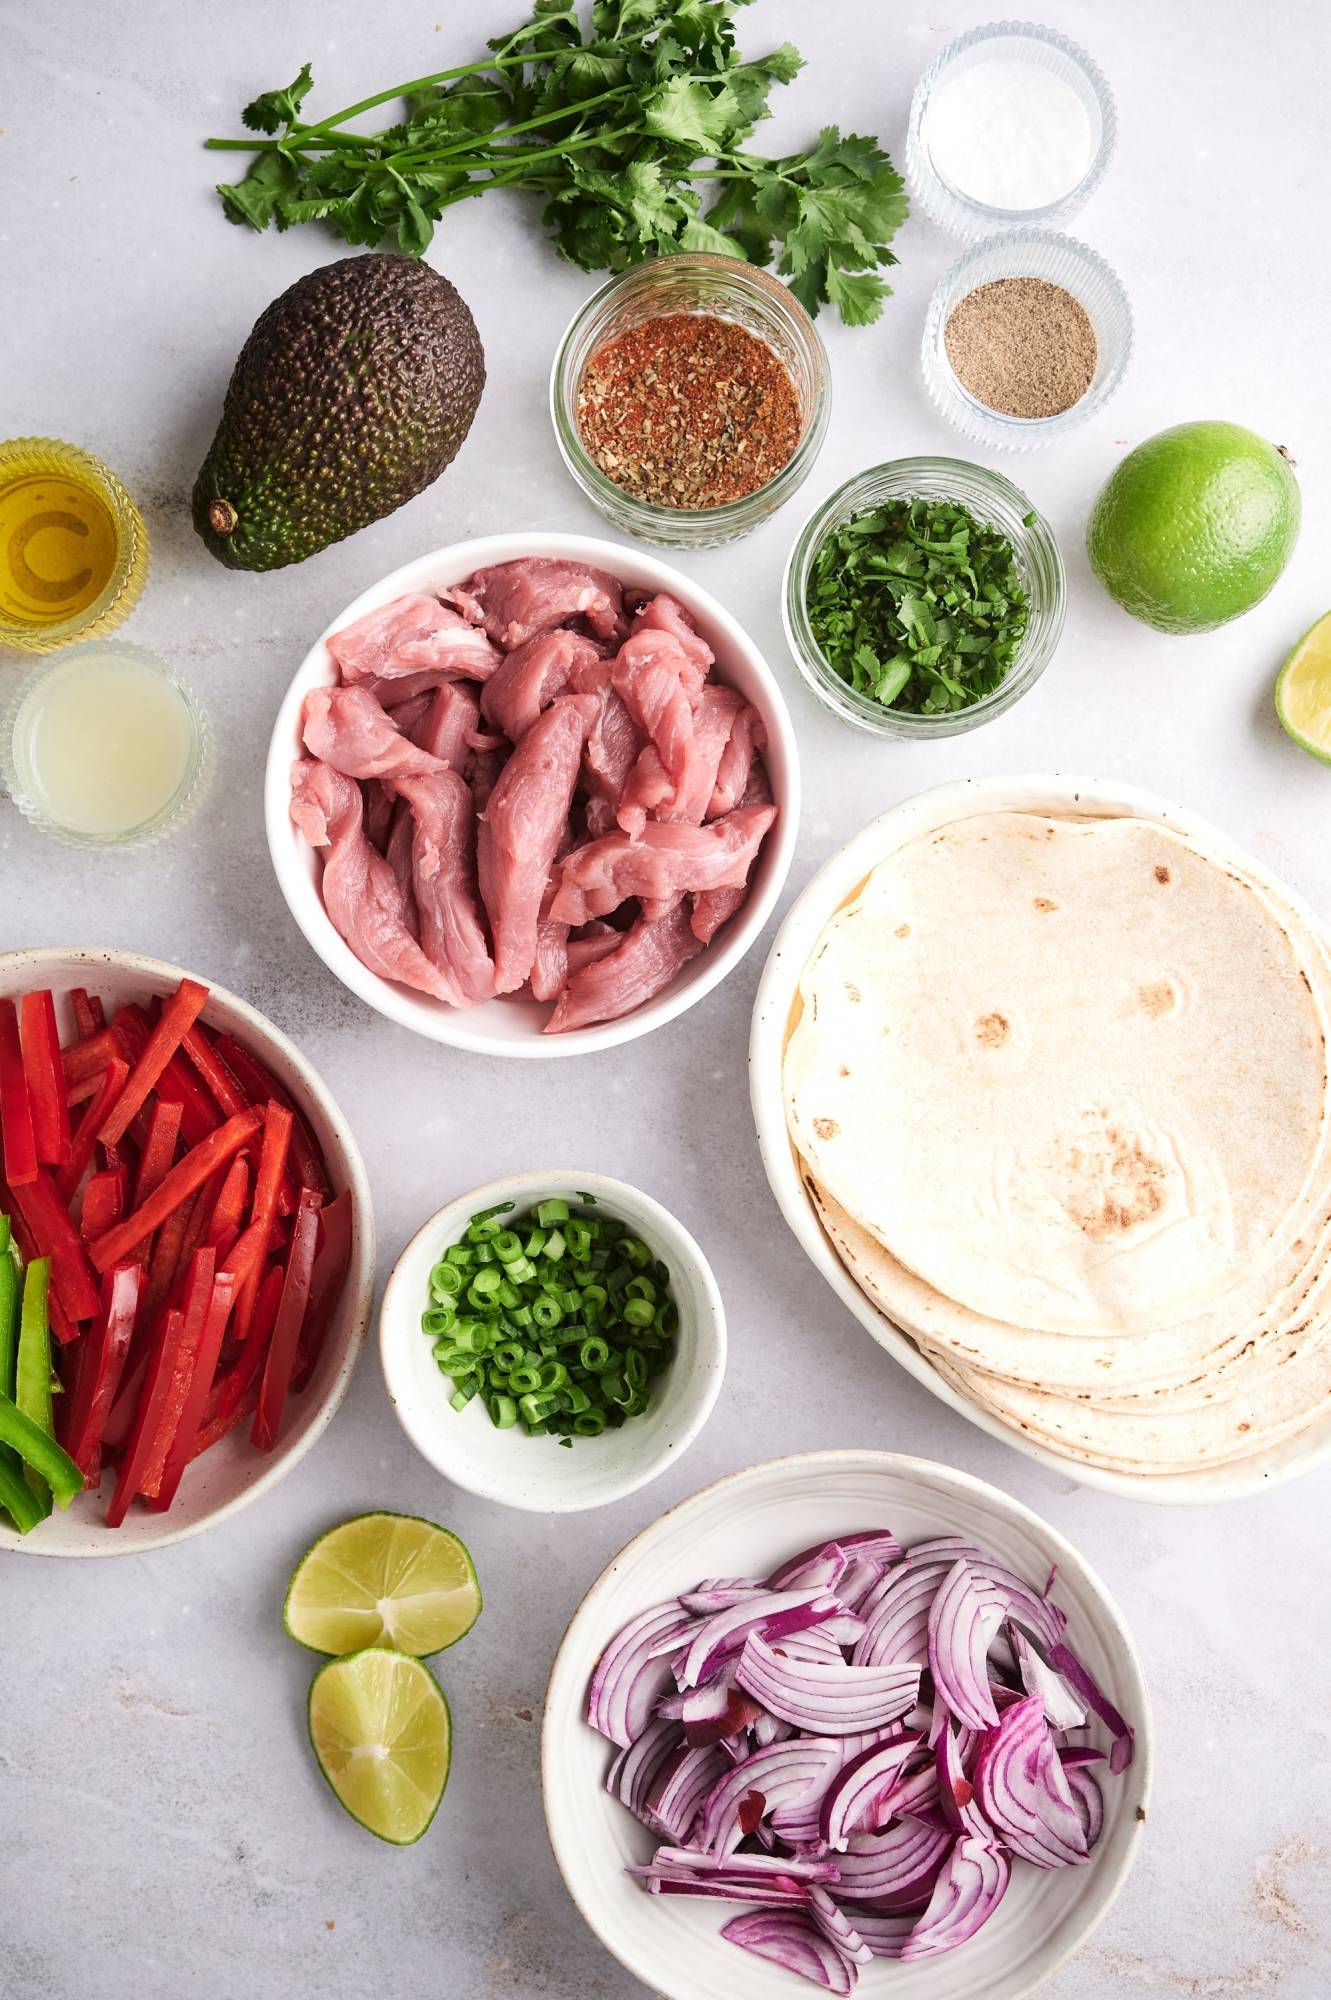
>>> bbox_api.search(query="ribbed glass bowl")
[0,437,150,653]
[783,458,1065,740]
[906,20,1118,240]
[922,229,1132,452]
[550,254,831,549]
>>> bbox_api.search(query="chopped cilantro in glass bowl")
[783,459,1065,737]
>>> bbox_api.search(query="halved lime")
[1276,611,1331,766]
[285,1512,481,1657]
[308,1648,451,1845]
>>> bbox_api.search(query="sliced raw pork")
[612,628,711,833]
[327,594,501,684]
[630,592,715,672]
[477,697,589,993]
[468,558,624,649]
[288,761,456,1002]
[550,804,777,927]
[709,703,767,818]
[481,629,602,742]
[546,902,704,1034]
[394,772,495,1007]
[302,686,447,787]
[411,681,480,768]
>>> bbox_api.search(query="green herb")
[806,499,1032,715]
[421,1199,678,1442]
[205,0,907,326]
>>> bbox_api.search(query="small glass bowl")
[2,640,213,848]
[550,254,831,549]
[922,229,1132,453]
[0,437,150,654]
[906,21,1117,240]
[783,458,1065,740]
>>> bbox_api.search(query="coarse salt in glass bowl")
[921,229,1133,453]
[783,457,1065,740]
[550,254,831,549]
[907,20,1118,240]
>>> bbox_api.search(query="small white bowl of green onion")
[379,1171,726,1512]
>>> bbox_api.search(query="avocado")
[192,253,485,571]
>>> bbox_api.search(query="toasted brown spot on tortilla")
[844,983,861,1003]
[1154,865,1170,884]
[1034,896,1057,912]
[1062,1123,1167,1238]
[813,1117,838,1140]
[838,1065,850,1078]
[1137,979,1176,1018]
[895,924,911,938]
[975,1012,1010,1048]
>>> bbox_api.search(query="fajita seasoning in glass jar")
[0,438,149,653]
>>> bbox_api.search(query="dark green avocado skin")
[192,253,485,571]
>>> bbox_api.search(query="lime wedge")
[285,1512,481,1657]
[1276,612,1331,765]
[308,1648,451,1844]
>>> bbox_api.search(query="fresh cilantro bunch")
[206,0,908,325]
[805,500,1033,714]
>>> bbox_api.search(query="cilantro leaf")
[241,62,314,136]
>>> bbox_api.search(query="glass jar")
[550,254,831,549]
[783,458,1066,740]
[0,438,149,654]
[2,641,212,847]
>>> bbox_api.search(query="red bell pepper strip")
[140,1184,205,1328]
[196,1264,282,1455]
[0,999,38,1190]
[69,989,104,1039]
[8,1169,101,1325]
[206,1156,250,1246]
[0,1187,76,1347]
[136,1248,216,1503]
[223,1103,293,1338]
[56,1058,129,1203]
[64,1261,145,1483]
[148,1269,236,1510]
[87,1109,261,1273]
[105,1305,187,1527]
[211,1033,330,1198]
[293,1188,354,1393]
[179,1027,248,1119]
[81,1167,127,1243]
[129,1098,183,1265]
[253,1187,322,1452]
[21,991,72,1167]
[100,979,209,1148]
[61,1024,119,1089]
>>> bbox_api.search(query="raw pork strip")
[362,780,395,853]
[612,628,711,832]
[327,594,501,683]
[411,681,480,768]
[385,801,420,936]
[549,804,777,926]
[468,558,624,649]
[620,682,744,828]
[708,703,767,818]
[289,761,456,1002]
[566,923,623,974]
[530,921,569,1004]
[471,748,504,816]
[629,592,714,672]
[386,691,433,741]
[546,902,703,1034]
[394,772,495,1007]
[477,698,589,993]
[302,686,447,786]
[480,629,602,742]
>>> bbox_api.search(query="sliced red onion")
[736,1632,921,1737]
[771,1626,850,1663]
[606,1717,683,1828]
[679,1581,763,1614]
[656,1668,765,1748]
[927,1560,1005,1731]
[1013,1627,1087,1731]
[769,1734,883,1848]
[900,1832,1010,1960]
[752,1710,795,1751]
[699,1739,842,1854]
[819,1737,921,1849]
[721,1911,856,1996]
[902,1540,1066,1653]
[767,1542,851,1595]
[888,1761,941,1819]
[1064,1765,1104,1849]
[651,1845,841,1885]
[834,1557,886,1614]
[1058,1745,1107,1770]
[838,1907,914,1959]
[973,1695,1090,1869]
[808,1887,872,1967]
[1047,1640,1135,1773]
[935,1722,991,1841]
[768,1530,900,1589]
[832,1814,953,1908]
[677,1590,843,1690]
[587,1602,694,1747]
[646,1742,728,1842]
[854,1560,954,1667]
[650,1878,814,1907]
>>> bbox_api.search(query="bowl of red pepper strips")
[0,946,374,1555]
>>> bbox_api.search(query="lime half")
[1276,612,1331,766]
[285,1512,481,1657]
[308,1648,451,1844]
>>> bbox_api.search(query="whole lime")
[1086,421,1300,634]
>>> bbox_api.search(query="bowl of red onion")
[264,532,799,1057]
[542,1449,1150,2000]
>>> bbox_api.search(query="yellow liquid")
[0,471,120,627]
[13,653,195,838]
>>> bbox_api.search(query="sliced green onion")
[536,1198,570,1227]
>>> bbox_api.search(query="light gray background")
[4,2,1330,1994]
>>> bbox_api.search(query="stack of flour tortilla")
[782,809,1331,1478]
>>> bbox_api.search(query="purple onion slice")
[736,1631,921,1737]
[928,1559,1006,1730]
[901,1832,1011,1961]
[721,1911,857,1995]
[973,1694,1090,1869]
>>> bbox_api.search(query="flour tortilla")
[785,813,1330,1338]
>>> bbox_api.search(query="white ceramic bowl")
[380,1170,725,1512]
[543,1448,1152,2000]
[750,774,1331,1506]
[0,947,375,1558]
[265,532,800,1058]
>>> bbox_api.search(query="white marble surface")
[5,2,1330,1994]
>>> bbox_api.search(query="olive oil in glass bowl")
[0,439,149,653]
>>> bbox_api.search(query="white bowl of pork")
[265,534,800,1056]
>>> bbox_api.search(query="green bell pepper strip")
[0,1391,82,1511]
[16,1257,53,1514]
[0,1453,44,1532]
